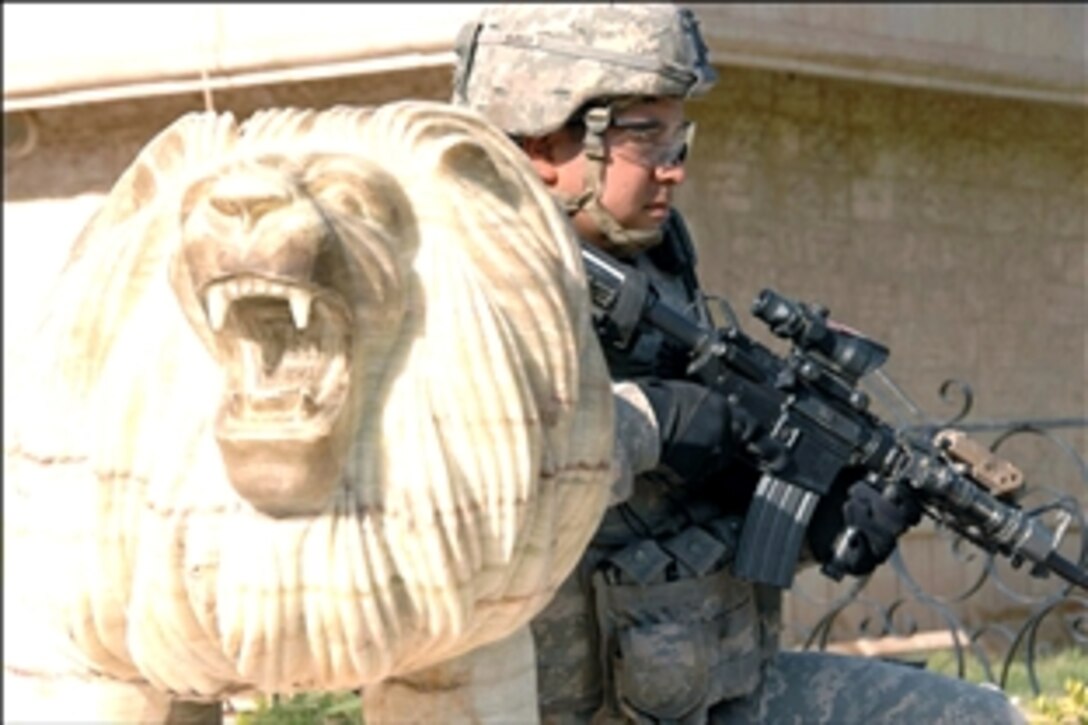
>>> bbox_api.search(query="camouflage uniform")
[453,5,1027,724]
[528,213,1024,725]
[531,214,778,724]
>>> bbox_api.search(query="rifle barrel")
[1044,551,1088,590]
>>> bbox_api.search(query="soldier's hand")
[637,378,735,485]
[830,479,923,577]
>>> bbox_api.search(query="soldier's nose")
[654,163,686,185]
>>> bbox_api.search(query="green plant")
[1023,679,1088,725]
[235,691,363,725]
[926,646,1087,701]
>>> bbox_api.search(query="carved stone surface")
[3,100,615,722]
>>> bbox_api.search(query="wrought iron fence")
[785,379,1087,695]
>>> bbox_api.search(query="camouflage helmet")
[452,3,717,137]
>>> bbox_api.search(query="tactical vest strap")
[649,210,711,328]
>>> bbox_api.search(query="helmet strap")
[558,105,662,254]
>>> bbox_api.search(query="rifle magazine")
[733,473,820,588]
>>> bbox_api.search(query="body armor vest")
[532,212,781,725]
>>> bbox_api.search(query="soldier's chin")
[215,397,350,517]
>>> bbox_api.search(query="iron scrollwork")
[791,377,1087,695]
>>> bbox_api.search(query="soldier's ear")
[520,135,560,187]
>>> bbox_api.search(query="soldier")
[452,4,1027,724]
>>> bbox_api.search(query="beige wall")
[696,4,1086,105]
[6,4,1083,110]
[3,4,485,108]
[4,63,1085,642]
[677,66,1086,643]
[681,66,1087,426]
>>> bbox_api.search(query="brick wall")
[681,66,1085,427]
[676,66,1085,643]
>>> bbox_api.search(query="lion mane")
[4,101,615,701]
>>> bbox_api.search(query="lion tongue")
[225,339,306,418]
[228,340,346,423]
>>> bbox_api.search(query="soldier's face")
[524,97,690,247]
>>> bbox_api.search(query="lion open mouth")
[201,274,352,440]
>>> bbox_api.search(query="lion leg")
[362,624,540,724]
[4,667,222,724]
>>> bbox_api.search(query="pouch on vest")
[616,620,711,722]
[592,555,763,723]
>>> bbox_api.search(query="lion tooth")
[288,289,313,329]
[206,285,230,331]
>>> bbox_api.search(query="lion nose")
[208,174,294,230]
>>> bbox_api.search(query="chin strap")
[558,106,663,255]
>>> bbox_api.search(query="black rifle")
[581,243,1088,590]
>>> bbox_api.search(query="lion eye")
[302,158,405,235]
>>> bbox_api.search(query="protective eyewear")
[608,118,695,169]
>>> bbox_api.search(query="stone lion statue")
[3,100,616,723]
